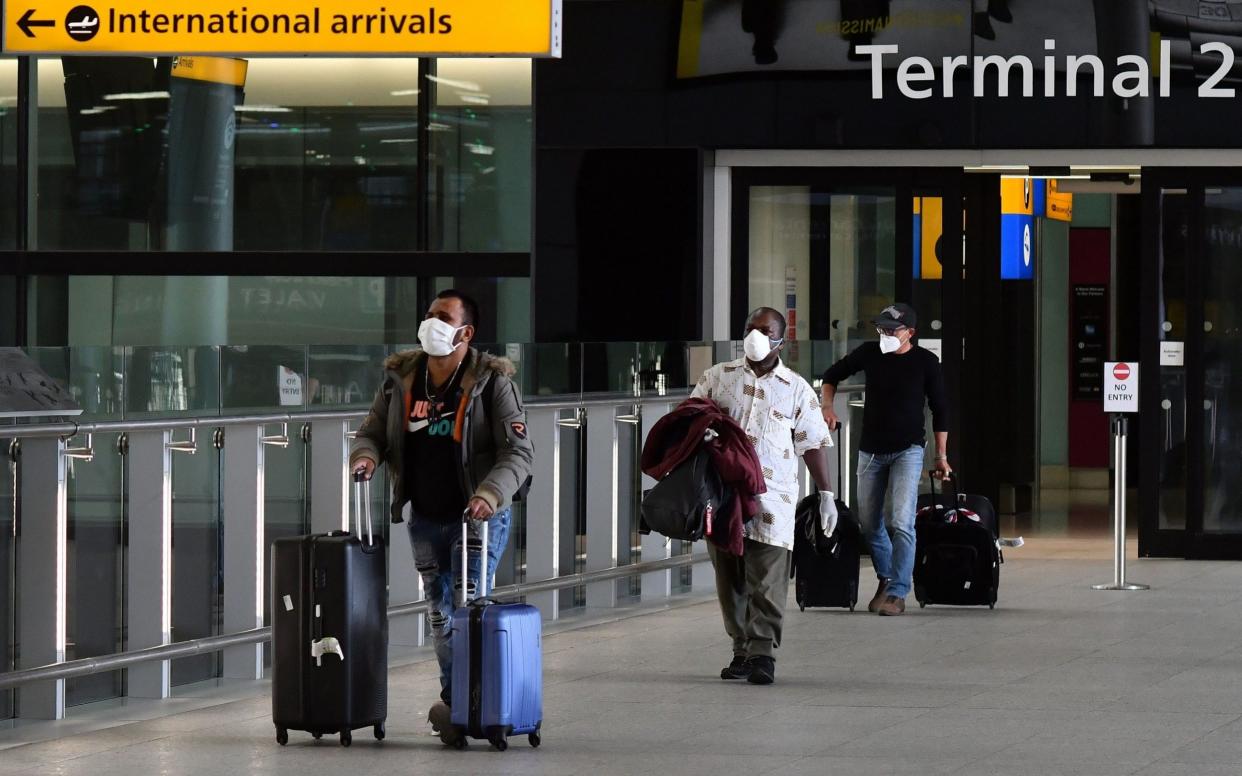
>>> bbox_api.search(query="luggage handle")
[352,471,375,548]
[927,470,963,507]
[460,509,490,607]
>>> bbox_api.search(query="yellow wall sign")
[1046,179,1074,222]
[2,0,561,56]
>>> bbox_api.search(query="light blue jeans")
[856,446,924,599]
[407,508,511,703]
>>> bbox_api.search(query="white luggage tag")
[311,637,345,666]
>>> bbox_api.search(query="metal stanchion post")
[1093,416,1149,591]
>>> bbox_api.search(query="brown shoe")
[877,595,906,617]
[867,579,891,613]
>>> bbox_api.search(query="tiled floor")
[3,492,1242,775]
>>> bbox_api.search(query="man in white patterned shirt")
[691,307,836,685]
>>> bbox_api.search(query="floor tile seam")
[1144,711,1242,767]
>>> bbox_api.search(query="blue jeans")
[856,445,924,599]
[407,508,511,703]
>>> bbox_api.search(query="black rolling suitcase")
[913,473,1001,609]
[791,432,861,611]
[272,472,387,747]
[792,492,862,611]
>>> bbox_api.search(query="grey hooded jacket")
[349,347,534,523]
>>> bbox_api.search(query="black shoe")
[747,656,775,685]
[753,43,778,66]
[721,655,752,680]
[428,701,462,746]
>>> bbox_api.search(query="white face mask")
[879,333,902,354]
[418,317,465,357]
[743,329,782,362]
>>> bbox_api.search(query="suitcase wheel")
[989,603,995,610]
[276,728,289,747]
[849,604,855,612]
[374,723,386,741]
[529,732,542,748]
[340,730,352,747]
[452,737,468,751]
[490,735,509,752]
[312,732,323,741]
[799,604,805,612]
[918,600,927,609]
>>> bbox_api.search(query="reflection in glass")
[65,433,125,707]
[1,438,14,719]
[1202,188,1242,532]
[0,60,15,252]
[433,59,532,252]
[170,438,222,687]
[748,186,897,363]
[1158,191,1188,531]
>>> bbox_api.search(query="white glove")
[818,492,839,537]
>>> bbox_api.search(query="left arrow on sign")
[17,8,56,37]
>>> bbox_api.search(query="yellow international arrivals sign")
[1,0,561,56]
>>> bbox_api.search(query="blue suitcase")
[449,515,543,751]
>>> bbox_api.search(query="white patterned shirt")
[691,358,833,550]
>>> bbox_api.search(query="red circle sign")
[1113,363,1131,381]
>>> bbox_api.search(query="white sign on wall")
[921,338,943,362]
[1160,341,1185,367]
[278,365,304,407]
[1103,362,1139,414]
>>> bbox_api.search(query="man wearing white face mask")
[350,289,534,743]
[821,303,950,617]
[692,307,835,685]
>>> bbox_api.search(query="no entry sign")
[1104,362,1139,414]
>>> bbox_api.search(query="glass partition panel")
[0,59,16,252]
[65,433,125,707]
[616,411,641,602]
[432,59,532,253]
[35,57,423,251]
[221,345,308,413]
[1,437,14,720]
[262,428,309,667]
[1159,190,1189,531]
[126,346,222,418]
[557,409,585,614]
[308,345,388,409]
[170,440,222,686]
[1201,187,1242,533]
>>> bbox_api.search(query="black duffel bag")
[640,447,728,542]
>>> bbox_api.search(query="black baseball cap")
[872,303,917,330]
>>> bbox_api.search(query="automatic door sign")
[3,0,562,56]
[1104,362,1139,414]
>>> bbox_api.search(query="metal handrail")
[0,551,708,690]
[0,392,699,440]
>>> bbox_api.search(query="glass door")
[1141,172,1242,558]
[731,167,965,473]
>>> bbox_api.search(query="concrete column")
[584,405,619,609]
[222,425,264,679]
[125,430,174,698]
[17,438,67,719]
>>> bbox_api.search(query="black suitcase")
[913,473,1001,609]
[271,473,388,747]
[792,492,862,611]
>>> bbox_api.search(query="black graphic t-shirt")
[405,358,469,522]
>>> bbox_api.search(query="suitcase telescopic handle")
[352,470,374,547]
[460,510,489,607]
[928,470,962,505]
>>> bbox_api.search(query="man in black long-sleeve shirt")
[820,303,951,617]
